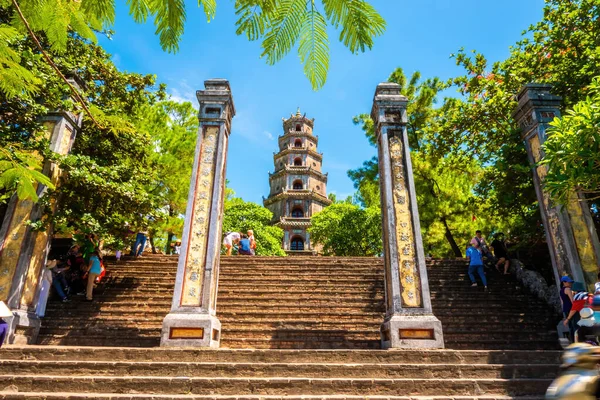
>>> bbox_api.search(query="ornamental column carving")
[0,76,84,344]
[371,82,444,349]
[513,84,600,290]
[161,79,235,347]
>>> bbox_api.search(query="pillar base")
[160,312,221,348]
[381,314,444,349]
[8,309,41,345]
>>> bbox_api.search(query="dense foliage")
[346,0,600,258]
[309,201,382,256]
[222,195,286,256]
[543,77,600,205]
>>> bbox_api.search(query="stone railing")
[509,259,561,315]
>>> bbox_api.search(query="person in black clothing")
[575,308,598,345]
[490,232,510,275]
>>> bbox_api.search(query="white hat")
[579,308,595,327]
[0,301,12,318]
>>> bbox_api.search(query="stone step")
[1,347,561,364]
[0,360,558,379]
[0,393,547,400]
[0,375,552,396]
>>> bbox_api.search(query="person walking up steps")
[466,241,488,291]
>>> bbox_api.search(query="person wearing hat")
[564,282,590,338]
[0,301,11,347]
[560,276,575,339]
[575,308,598,345]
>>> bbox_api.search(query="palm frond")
[127,0,151,22]
[198,0,216,22]
[298,8,329,90]
[150,0,186,53]
[261,0,306,65]
[322,0,385,54]
[235,0,275,41]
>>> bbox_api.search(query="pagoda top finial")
[296,107,301,117]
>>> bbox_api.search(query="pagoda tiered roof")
[263,188,332,207]
[273,147,323,161]
[269,165,328,181]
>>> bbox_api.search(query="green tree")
[222,195,286,256]
[542,76,600,205]
[309,202,382,256]
[141,100,198,252]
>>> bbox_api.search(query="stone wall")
[510,259,562,315]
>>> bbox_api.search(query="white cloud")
[263,131,274,140]
[168,80,197,104]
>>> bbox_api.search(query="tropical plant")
[542,76,600,204]
[222,195,286,256]
[309,201,382,256]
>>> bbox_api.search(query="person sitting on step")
[238,234,253,256]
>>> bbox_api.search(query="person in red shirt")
[564,282,590,333]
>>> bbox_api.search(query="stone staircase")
[0,254,561,399]
[35,255,559,350]
[0,346,560,399]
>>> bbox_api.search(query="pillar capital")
[196,79,236,136]
[371,82,444,349]
[513,84,562,140]
[371,83,408,135]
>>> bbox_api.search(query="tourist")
[248,230,257,255]
[575,308,598,345]
[0,301,11,348]
[490,233,510,275]
[81,233,97,262]
[564,282,589,338]
[238,234,253,255]
[471,230,494,263]
[174,241,181,255]
[594,272,600,294]
[466,241,487,290]
[223,231,241,256]
[560,276,575,337]
[46,259,70,303]
[132,230,148,258]
[85,251,103,301]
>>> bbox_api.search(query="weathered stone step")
[0,375,551,396]
[0,394,547,400]
[0,360,557,379]
[1,347,561,364]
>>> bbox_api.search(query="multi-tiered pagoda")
[263,109,332,254]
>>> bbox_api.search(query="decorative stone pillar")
[371,82,444,349]
[161,79,235,347]
[513,84,600,290]
[0,77,84,344]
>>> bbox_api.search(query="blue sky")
[99,0,544,204]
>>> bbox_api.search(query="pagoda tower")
[264,109,332,254]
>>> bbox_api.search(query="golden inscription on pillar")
[180,126,218,306]
[0,199,34,302]
[389,136,421,307]
[566,194,599,286]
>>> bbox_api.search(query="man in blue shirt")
[238,234,253,256]
[466,242,487,290]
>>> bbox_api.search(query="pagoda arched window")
[294,157,302,166]
[290,236,305,251]
[291,207,304,217]
[294,139,302,147]
[292,180,303,190]
[295,124,301,131]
